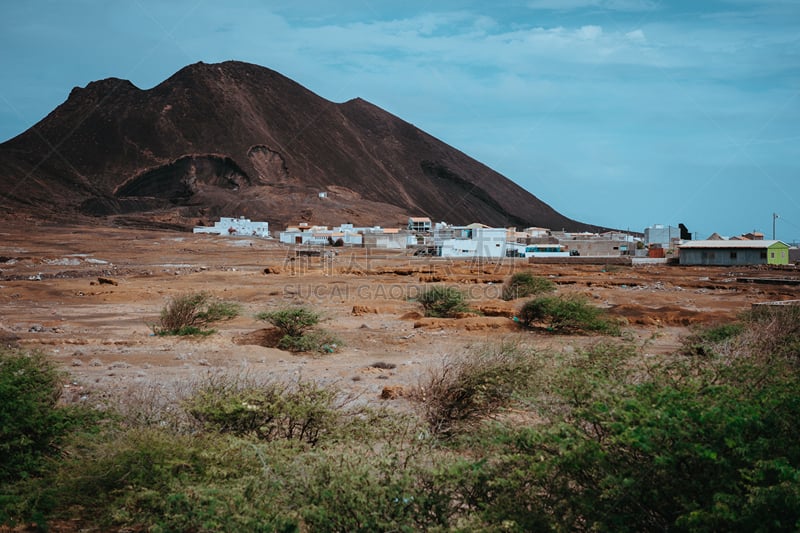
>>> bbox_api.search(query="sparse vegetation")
[740,304,800,363]
[257,306,340,353]
[4,297,800,530]
[410,341,540,437]
[681,321,746,356]
[501,271,556,300]
[518,294,621,334]
[152,292,239,336]
[417,285,471,318]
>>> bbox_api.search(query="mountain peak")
[68,77,139,99]
[0,61,601,232]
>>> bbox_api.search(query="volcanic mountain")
[0,60,600,231]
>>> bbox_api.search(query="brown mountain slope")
[0,60,601,231]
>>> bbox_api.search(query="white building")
[193,217,270,238]
[434,223,511,258]
[279,223,364,246]
[523,227,551,238]
[364,228,417,249]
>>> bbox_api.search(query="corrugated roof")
[679,240,787,249]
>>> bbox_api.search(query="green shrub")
[51,429,298,532]
[290,446,460,531]
[257,307,320,338]
[411,342,540,437]
[278,330,340,353]
[185,376,338,445]
[152,292,239,336]
[501,272,556,301]
[518,295,620,334]
[418,285,471,318]
[257,307,339,353]
[0,349,91,484]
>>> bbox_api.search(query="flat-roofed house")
[408,217,432,233]
[193,217,269,237]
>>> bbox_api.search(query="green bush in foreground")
[418,285,471,318]
[518,295,620,334]
[0,349,89,484]
[501,272,556,301]
[152,292,239,336]
[185,377,338,445]
[476,343,800,531]
[51,429,298,532]
[291,445,460,531]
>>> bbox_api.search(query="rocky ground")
[2,223,798,411]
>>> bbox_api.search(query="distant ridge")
[0,60,603,231]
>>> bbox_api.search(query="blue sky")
[1,1,799,240]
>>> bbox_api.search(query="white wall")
[193,217,270,237]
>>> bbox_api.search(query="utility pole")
[773,212,779,240]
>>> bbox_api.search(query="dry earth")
[2,223,799,411]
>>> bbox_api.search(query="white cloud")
[625,29,646,42]
[578,25,603,40]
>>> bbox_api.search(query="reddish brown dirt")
[2,224,798,408]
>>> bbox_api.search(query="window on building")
[730,252,737,259]
[771,252,775,259]
[761,251,768,259]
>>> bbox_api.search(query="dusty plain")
[1,223,799,410]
